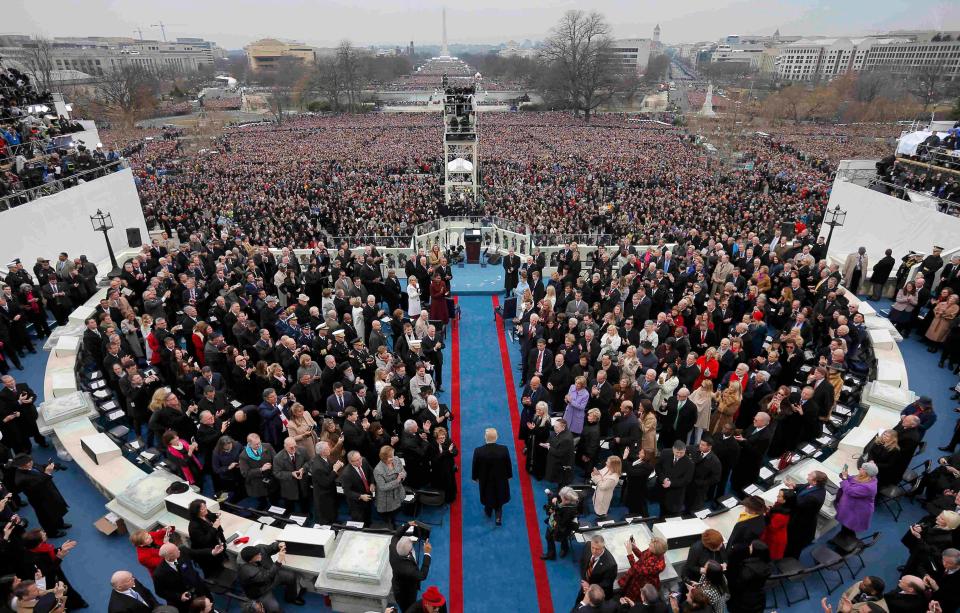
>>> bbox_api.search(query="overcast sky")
[8,0,960,49]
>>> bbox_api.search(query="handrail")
[0,160,126,212]
[836,166,960,216]
[412,215,528,236]
[531,233,615,247]
[865,177,960,216]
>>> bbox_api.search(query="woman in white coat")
[591,455,622,519]
[407,275,422,317]
[653,365,679,412]
[688,379,715,444]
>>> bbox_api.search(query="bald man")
[108,570,159,613]
[152,543,209,612]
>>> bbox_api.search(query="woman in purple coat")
[562,376,590,435]
[834,461,879,539]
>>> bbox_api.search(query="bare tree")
[308,55,345,111]
[854,70,887,103]
[21,37,57,94]
[267,89,290,124]
[912,60,948,113]
[644,54,670,84]
[539,10,617,121]
[336,40,364,112]
[92,63,160,126]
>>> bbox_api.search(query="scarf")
[168,439,203,484]
[245,444,264,461]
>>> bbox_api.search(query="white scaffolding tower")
[442,76,479,204]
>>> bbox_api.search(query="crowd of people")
[488,230,960,612]
[0,102,956,612]
[0,64,122,204]
[114,112,912,250]
[0,232,462,611]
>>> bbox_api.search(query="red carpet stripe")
[491,295,555,613]
[448,297,463,613]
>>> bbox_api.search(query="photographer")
[237,542,304,611]
[11,454,69,537]
[540,486,580,560]
[152,543,210,613]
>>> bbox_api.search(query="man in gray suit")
[273,437,311,516]
[565,290,589,317]
[55,252,75,281]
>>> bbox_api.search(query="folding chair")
[775,558,811,605]
[810,545,846,594]
[414,488,448,526]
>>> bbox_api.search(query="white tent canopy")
[446,158,473,172]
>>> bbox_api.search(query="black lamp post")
[822,203,847,257]
[90,209,120,276]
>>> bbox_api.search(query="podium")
[464,228,482,263]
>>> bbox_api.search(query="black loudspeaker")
[126,228,142,248]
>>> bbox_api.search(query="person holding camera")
[152,543,211,613]
[11,453,69,537]
[390,520,433,612]
[238,434,279,510]
[541,487,580,560]
[238,542,304,611]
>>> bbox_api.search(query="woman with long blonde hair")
[591,455,622,519]
[710,381,741,434]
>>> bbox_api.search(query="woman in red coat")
[617,537,667,601]
[130,526,172,575]
[761,488,795,560]
[693,347,720,390]
[190,322,208,367]
[428,273,450,327]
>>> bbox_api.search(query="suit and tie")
[338,458,374,524]
[152,557,209,612]
[573,547,618,608]
[730,425,773,494]
[107,578,160,613]
[655,452,694,516]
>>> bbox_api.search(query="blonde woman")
[591,455,622,519]
[319,418,344,463]
[688,379,714,444]
[620,345,640,385]
[639,399,658,457]
[544,285,557,310]
[373,368,390,396]
[600,325,623,356]
[146,387,172,448]
[139,314,155,363]
[862,429,902,489]
[287,402,318,459]
[710,381,741,434]
[350,296,365,340]
[407,276,422,317]
[297,353,321,381]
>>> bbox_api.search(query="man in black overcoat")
[471,428,513,525]
[12,454,70,536]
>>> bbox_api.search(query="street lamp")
[822,203,847,256]
[90,209,120,276]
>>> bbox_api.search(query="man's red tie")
[358,468,370,493]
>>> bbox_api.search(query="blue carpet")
[13,291,960,611]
